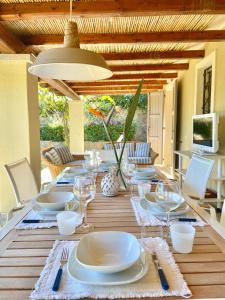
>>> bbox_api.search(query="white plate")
[134,167,156,178]
[140,195,189,217]
[64,168,88,176]
[68,247,148,286]
[133,175,156,180]
[33,200,79,216]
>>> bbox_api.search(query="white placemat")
[15,210,83,230]
[30,237,192,299]
[131,196,205,227]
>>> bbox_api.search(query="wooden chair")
[103,142,158,165]
[42,147,84,178]
[4,158,39,221]
[150,149,159,165]
[182,155,214,201]
[42,147,66,178]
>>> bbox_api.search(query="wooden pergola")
[0,0,225,97]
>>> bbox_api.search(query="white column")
[0,54,40,212]
[69,100,84,154]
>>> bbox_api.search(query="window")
[202,66,212,114]
[195,51,216,115]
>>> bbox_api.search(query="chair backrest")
[99,148,128,163]
[220,201,225,226]
[182,155,214,200]
[4,158,39,207]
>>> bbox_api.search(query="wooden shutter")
[147,91,164,164]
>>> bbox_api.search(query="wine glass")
[84,150,91,160]
[83,158,98,174]
[155,180,183,238]
[73,175,96,232]
[122,162,136,194]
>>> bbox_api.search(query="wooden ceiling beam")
[41,78,80,100]
[78,90,160,95]
[110,63,189,72]
[74,85,163,91]
[68,79,168,87]
[22,30,225,46]
[101,50,205,60]
[1,1,225,21]
[110,73,177,80]
[0,23,25,53]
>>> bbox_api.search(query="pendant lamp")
[28,2,112,81]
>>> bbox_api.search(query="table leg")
[217,158,223,209]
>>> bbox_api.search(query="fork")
[52,247,69,292]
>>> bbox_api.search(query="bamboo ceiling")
[0,0,225,96]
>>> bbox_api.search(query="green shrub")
[40,125,65,142]
[84,124,135,142]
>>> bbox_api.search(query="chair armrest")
[150,149,159,164]
[72,154,84,160]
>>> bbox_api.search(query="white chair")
[182,155,214,200]
[220,201,225,226]
[4,158,39,208]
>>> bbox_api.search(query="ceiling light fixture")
[28,0,112,81]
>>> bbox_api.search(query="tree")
[39,86,69,145]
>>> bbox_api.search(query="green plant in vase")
[88,80,143,192]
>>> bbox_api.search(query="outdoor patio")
[0,1,225,300]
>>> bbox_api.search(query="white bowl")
[35,192,74,211]
[76,231,141,274]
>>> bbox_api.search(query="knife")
[22,219,56,223]
[152,253,169,290]
[158,216,197,222]
[178,218,197,222]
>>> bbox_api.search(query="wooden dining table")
[0,168,225,300]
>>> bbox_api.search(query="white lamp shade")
[28,47,113,81]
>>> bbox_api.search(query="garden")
[39,86,148,148]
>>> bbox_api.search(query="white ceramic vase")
[101,168,120,197]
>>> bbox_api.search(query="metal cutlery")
[22,219,56,223]
[52,247,70,292]
[152,252,169,291]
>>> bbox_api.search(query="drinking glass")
[155,180,183,238]
[57,211,81,235]
[73,175,96,232]
[138,183,151,199]
[170,224,195,253]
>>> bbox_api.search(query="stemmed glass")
[122,162,136,194]
[155,180,183,238]
[84,150,91,160]
[73,175,96,232]
[83,158,98,177]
